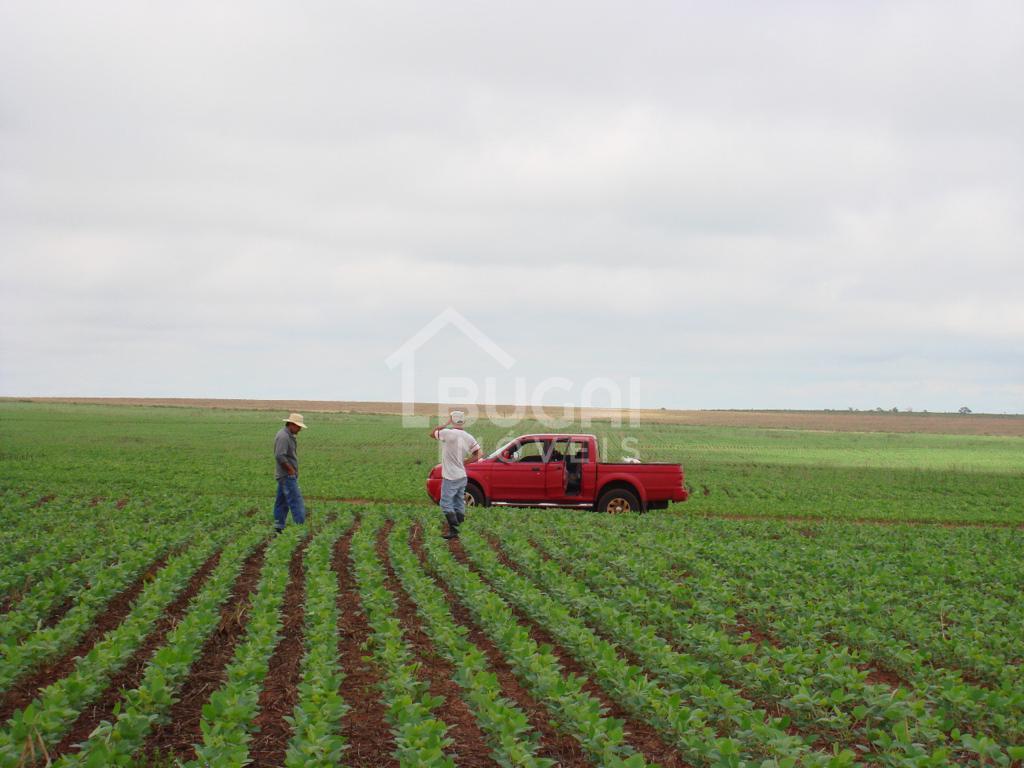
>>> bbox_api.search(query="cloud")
[1,0,1022,412]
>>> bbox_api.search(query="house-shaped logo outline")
[385,307,516,371]
[385,307,516,424]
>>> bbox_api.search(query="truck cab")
[426,433,688,513]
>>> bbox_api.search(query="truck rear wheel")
[597,487,640,514]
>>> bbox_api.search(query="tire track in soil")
[141,542,268,764]
[247,537,310,768]
[377,521,498,768]
[409,523,592,768]
[446,538,691,768]
[332,519,399,768]
[52,548,225,757]
[0,552,172,724]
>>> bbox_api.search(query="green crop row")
[630,516,1024,744]
[182,526,307,767]
[282,512,353,768]
[492,513,986,766]
[471,518,855,766]
[0,522,152,647]
[387,512,556,767]
[516,510,1024,766]
[418,515,656,768]
[350,512,457,768]
[0,521,196,694]
[0,516,255,768]
[0,498,161,608]
[51,525,268,767]
[457,521,851,768]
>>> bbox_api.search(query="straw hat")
[283,413,308,429]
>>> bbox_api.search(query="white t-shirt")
[438,428,480,480]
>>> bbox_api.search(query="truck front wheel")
[596,487,640,514]
[465,483,486,508]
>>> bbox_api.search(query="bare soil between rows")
[248,537,309,767]
[53,548,224,757]
[377,521,498,767]
[332,520,400,768]
[518,534,829,747]
[409,522,592,768]
[0,551,172,724]
[141,541,268,763]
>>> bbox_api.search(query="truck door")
[490,438,550,502]
[544,438,571,499]
[561,438,590,499]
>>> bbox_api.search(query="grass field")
[2,401,1022,523]
[0,401,1022,766]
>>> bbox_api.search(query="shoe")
[274,528,283,535]
[442,530,459,540]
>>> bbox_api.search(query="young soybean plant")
[283,511,354,768]
[46,525,268,767]
[0,518,251,768]
[0,520,195,693]
[350,511,457,768]
[182,526,307,768]
[386,512,554,768]
[419,525,656,768]
[527,516,952,761]
[473,517,846,767]
[457,524,853,768]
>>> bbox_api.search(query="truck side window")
[570,441,588,462]
[513,440,549,463]
[547,438,570,463]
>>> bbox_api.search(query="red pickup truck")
[426,433,688,513]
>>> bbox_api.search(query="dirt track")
[5,397,1023,436]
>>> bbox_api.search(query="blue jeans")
[274,476,306,530]
[440,477,467,520]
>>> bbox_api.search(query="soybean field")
[0,401,1022,767]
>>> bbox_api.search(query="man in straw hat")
[429,409,481,539]
[273,413,308,533]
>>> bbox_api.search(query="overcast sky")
[1,1,1022,413]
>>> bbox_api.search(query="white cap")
[450,410,465,425]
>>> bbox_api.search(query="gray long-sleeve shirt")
[274,426,298,480]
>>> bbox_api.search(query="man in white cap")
[273,413,308,533]
[429,410,481,539]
